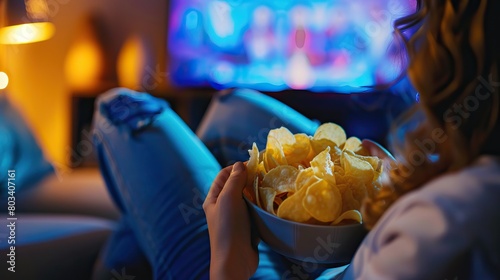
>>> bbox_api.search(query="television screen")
[168,0,416,93]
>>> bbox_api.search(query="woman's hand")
[203,162,259,280]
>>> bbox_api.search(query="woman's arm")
[203,162,259,280]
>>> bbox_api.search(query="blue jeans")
[92,88,342,279]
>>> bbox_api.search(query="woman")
[204,0,500,279]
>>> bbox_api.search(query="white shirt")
[319,155,500,280]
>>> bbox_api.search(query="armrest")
[11,169,120,220]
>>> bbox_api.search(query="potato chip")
[310,147,336,187]
[335,174,368,205]
[349,152,383,182]
[343,137,362,153]
[295,167,320,191]
[303,136,318,164]
[283,133,311,166]
[259,149,266,162]
[274,195,284,206]
[257,161,267,176]
[345,150,382,173]
[246,123,386,227]
[246,143,260,187]
[302,179,342,222]
[363,156,382,173]
[336,183,360,213]
[277,183,312,222]
[341,151,374,183]
[259,187,277,215]
[333,165,345,176]
[310,138,337,155]
[254,177,262,208]
[265,136,287,170]
[334,174,348,185]
[264,150,278,172]
[313,123,347,148]
[262,165,299,194]
[330,145,343,164]
[350,183,368,206]
[269,127,295,147]
[331,210,362,225]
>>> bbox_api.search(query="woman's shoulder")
[395,155,500,228]
[411,155,500,213]
[427,155,500,189]
[367,154,500,251]
[346,156,500,279]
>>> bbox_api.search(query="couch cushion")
[0,214,115,248]
[0,94,54,198]
[0,214,114,280]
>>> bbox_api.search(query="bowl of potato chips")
[243,123,385,264]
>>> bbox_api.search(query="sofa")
[0,93,120,280]
[0,88,321,279]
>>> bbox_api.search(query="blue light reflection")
[168,0,417,93]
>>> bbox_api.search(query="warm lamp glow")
[64,18,105,91]
[117,36,147,90]
[64,39,104,90]
[0,22,55,45]
[0,72,8,89]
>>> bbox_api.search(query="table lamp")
[0,0,55,92]
[0,0,55,45]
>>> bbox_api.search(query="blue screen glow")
[168,0,416,93]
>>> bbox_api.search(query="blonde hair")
[363,0,500,230]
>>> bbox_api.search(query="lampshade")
[0,71,8,89]
[0,0,55,44]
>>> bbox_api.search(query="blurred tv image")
[168,0,416,93]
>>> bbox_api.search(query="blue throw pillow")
[0,94,54,198]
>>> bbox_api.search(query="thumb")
[221,162,247,199]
